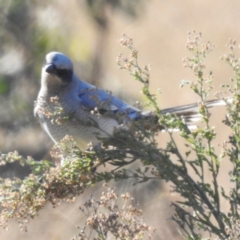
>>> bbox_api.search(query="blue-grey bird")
[34,52,226,150]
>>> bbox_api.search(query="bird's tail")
[161,99,228,124]
[140,99,230,131]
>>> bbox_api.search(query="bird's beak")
[44,64,56,74]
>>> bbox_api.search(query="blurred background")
[0,0,239,239]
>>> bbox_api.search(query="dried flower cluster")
[225,218,240,240]
[0,138,96,230]
[73,185,155,240]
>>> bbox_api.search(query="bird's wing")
[77,81,140,119]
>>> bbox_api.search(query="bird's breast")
[35,95,120,149]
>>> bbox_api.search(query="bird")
[34,52,226,150]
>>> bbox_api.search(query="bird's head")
[42,52,74,87]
